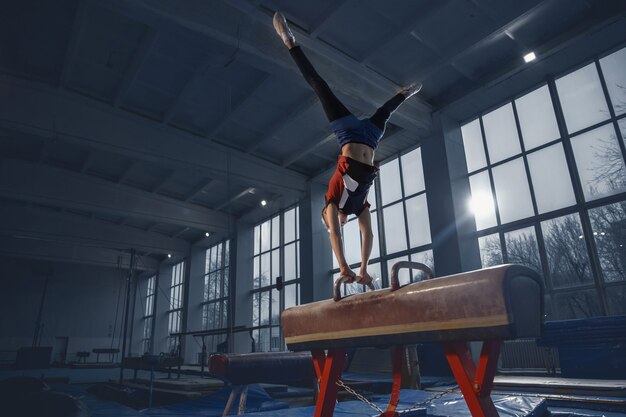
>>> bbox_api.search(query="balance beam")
[281,263,544,417]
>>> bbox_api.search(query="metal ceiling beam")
[171,226,190,238]
[184,178,215,202]
[245,94,318,154]
[38,140,51,163]
[0,75,308,197]
[311,151,336,163]
[117,161,136,183]
[467,0,530,50]
[146,222,161,232]
[215,187,255,210]
[114,0,431,134]
[229,0,433,120]
[150,170,175,193]
[281,133,336,167]
[59,0,87,88]
[162,54,214,124]
[0,203,189,256]
[114,28,157,107]
[205,75,271,138]
[0,235,158,271]
[308,0,349,36]
[407,30,480,83]
[233,48,429,136]
[408,0,554,83]
[442,5,626,110]
[0,158,235,233]
[360,0,451,64]
[80,151,93,174]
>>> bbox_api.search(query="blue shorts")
[330,115,384,149]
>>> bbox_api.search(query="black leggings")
[289,46,406,130]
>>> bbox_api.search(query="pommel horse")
[281,263,544,417]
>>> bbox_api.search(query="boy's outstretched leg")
[369,83,423,130]
[273,12,351,123]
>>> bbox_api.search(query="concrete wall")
[0,256,127,363]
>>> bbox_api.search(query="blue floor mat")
[140,384,289,416]
[242,389,545,417]
[481,388,626,413]
[342,372,455,388]
[549,406,626,417]
[374,390,547,417]
[50,383,143,417]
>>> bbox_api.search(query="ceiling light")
[167,253,172,258]
[261,200,267,206]
[523,52,536,63]
[205,232,210,237]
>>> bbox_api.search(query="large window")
[252,206,301,351]
[141,275,156,354]
[167,261,185,353]
[462,45,626,320]
[333,147,433,296]
[202,240,230,353]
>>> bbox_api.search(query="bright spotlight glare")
[523,52,536,63]
[469,192,494,218]
[261,200,267,206]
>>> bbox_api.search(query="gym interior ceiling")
[0,0,624,268]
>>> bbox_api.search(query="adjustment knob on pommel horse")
[281,263,544,417]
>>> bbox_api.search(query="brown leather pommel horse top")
[282,264,543,351]
[280,263,544,417]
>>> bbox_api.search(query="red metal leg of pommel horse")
[311,349,346,417]
[443,340,502,417]
[311,346,405,417]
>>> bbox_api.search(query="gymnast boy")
[273,12,421,287]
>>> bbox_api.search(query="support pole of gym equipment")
[32,274,50,348]
[119,249,136,386]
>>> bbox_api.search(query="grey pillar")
[299,181,334,303]
[184,245,206,364]
[421,111,480,277]
[232,220,254,353]
[153,264,173,354]
[130,272,152,356]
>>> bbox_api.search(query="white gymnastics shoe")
[399,82,423,98]
[273,12,295,48]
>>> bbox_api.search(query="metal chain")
[396,385,459,414]
[336,379,459,416]
[336,379,384,414]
